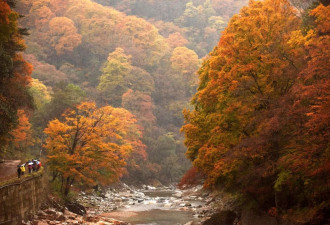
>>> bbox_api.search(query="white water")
[104,189,204,225]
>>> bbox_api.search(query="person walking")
[28,161,33,173]
[36,160,41,171]
[21,164,25,175]
[32,160,37,172]
[17,166,21,178]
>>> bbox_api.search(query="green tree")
[97,48,132,107]
[46,83,85,121]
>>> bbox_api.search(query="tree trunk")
[64,177,75,196]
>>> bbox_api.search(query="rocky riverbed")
[24,184,226,225]
[77,184,218,225]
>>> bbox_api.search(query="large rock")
[65,202,86,216]
[203,211,237,225]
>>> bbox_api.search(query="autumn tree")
[29,78,51,110]
[274,3,330,221]
[48,17,82,55]
[182,0,329,222]
[170,46,199,93]
[9,109,32,154]
[122,89,155,126]
[171,47,199,76]
[120,16,168,67]
[182,0,303,212]
[166,32,188,49]
[0,0,33,155]
[15,0,195,183]
[24,54,67,85]
[44,101,143,196]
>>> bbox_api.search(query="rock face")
[0,174,44,224]
[202,211,237,225]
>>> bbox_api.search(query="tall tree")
[9,109,32,153]
[182,0,329,222]
[182,0,303,212]
[276,4,330,221]
[48,17,82,55]
[44,101,143,196]
[97,48,133,107]
[0,0,33,155]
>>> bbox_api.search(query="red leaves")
[178,167,203,188]
[182,0,329,220]
[0,1,10,24]
[0,1,33,147]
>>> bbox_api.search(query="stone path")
[0,160,21,179]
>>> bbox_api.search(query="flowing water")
[102,189,203,225]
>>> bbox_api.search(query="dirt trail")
[0,160,21,179]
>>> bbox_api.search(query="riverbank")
[24,184,222,225]
[77,184,208,224]
[22,182,290,225]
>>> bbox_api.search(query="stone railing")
[0,171,45,225]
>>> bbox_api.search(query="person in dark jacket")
[17,166,21,178]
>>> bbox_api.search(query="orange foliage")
[182,0,329,221]
[122,89,156,125]
[0,1,10,24]
[44,102,144,195]
[48,17,82,55]
[166,32,188,48]
[0,1,33,147]
[9,110,32,148]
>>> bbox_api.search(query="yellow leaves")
[44,101,143,188]
[170,47,200,76]
[288,30,317,50]
[310,4,330,35]
[29,78,51,109]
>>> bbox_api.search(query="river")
[80,186,206,225]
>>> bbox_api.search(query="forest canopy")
[181,0,329,223]
[12,0,240,184]
[1,1,328,223]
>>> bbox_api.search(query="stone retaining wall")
[0,173,44,225]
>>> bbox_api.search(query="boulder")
[202,211,237,225]
[44,209,57,216]
[65,202,86,216]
